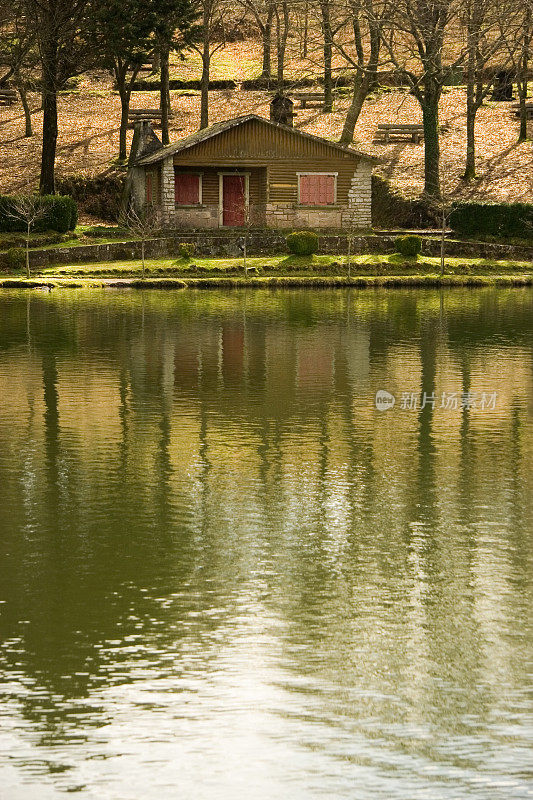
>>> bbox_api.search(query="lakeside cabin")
[128,99,375,230]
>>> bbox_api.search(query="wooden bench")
[0,88,18,106]
[376,123,424,143]
[293,92,326,109]
[511,102,533,119]
[128,108,174,129]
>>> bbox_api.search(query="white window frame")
[297,172,338,206]
[218,172,250,227]
[174,170,203,207]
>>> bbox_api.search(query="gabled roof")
[136,114,376,166]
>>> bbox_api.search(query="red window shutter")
[299,175,310,204]
[146,173,152,204]
[299,175,335,206]
[175,173,200,205]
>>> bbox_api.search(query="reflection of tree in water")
[0,288,531,777]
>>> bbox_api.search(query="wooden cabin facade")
[130,114,374,230]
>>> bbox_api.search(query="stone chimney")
[270,94,294,127]
[128,120,163,165]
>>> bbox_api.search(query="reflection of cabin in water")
[128,100,374,231]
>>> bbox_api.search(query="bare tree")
[320,0,334,110]
[0,1,38,138]
[337,0,389,143]
[462,0,517,179]
[515,0,532,141]
[190,0,231,128]
[155,0,197,146]
[24,0,94,194]
[122,203,159,279]
[274,0,290,87]
[238,0,275,79]
[5,195,46,278]
[381,0,462,199]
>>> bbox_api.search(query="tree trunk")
[119,89,130,162]
[340,12,380,144]
[321,0,332,112]
[440,206,446,275]
[160,46,170,145]
[464,98,476,179]
[40,75,58,194]
[276,2,289,89]
[464,32,477,179]
[200,38,210,129]
[340,75,365,143]
[518,4,531,141]
[261,6,273,79]
[302,1,308,59]
[26,222,31,279]
[17,81,33,138]
[422,97,441,199]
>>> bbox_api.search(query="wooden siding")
[145,167,160,205]
[172,118,361,207]
[173,166,266,208]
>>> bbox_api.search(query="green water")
[0,288,532,799]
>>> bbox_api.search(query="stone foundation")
[164,206,219,229]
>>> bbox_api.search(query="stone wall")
[342,162,373,228]
[160,157,175,224]
[15,232,533,269]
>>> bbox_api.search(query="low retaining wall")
[7,232,533,270]
[24,239,169,269]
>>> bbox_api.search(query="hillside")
[0,39,532,207]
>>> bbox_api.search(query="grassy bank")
[1,253,532,289]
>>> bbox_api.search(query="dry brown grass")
[0,38,531,205]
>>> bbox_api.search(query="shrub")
[178,242,196,259]
[0,195,78,233]
[56,175,124,223]
[5,248,25,271]
[40,195,77,232]
[286,230,319,256]
[372,176,439,229]
[449,202,533,239]
[395,235,422,257]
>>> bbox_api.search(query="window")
[174,172,202,205]
[298,173,336,206]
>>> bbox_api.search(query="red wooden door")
[222,175,246,227]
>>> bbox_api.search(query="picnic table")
[511,102,533,119]
[376,123,424,143]
[128,108,173,128]
[0,88,18,106]
[293,92,326,109]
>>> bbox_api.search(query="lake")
[0,288,532,799]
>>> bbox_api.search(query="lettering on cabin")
[221,149,278,159]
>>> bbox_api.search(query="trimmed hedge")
[0,195,77,233]
[286,230,319,256]
[131,78,237,91]
[395,235,422,257]
[449,202,533,239]
[178,242,196,259]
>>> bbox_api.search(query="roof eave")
[135,113,377,166]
